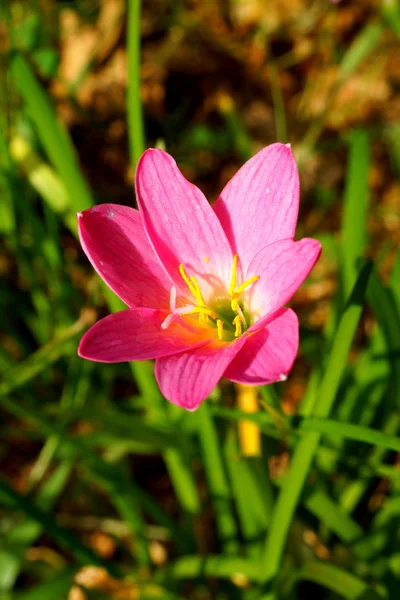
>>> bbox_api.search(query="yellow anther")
[178,264,212,324]
[179,264,198,297]
[233,315,242,338]
[235,275,260,296]
[185,306,216,319]
[231,277,259,312]
[204,257,210,263]
[190,275,205,307]
[217,319,224,340]
[229,254,259,314]
[229,254,238,296]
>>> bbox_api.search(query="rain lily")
[78,144,321,410]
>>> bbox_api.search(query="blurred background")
[0,0,400,599]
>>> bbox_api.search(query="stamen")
[229,254,259,316]
[236,303,248,329]
[185,306,216,319]
[229,254,238,296]
[217,319,224,340]
[235,275,260,295]
[190,275,205,307]
[233,315,242,337]
[179,264,198,297]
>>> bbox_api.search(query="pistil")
[163,258,260,341]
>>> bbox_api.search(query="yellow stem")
[236,384,261,457]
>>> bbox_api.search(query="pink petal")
[246,238,321,323]
[78,204,172,309]
[78,308,212,363]
[224,309,299,385]
[155,337,247,411]
[213,143,299,269]
[136,149,233,298]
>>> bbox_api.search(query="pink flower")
[77,144,321,410]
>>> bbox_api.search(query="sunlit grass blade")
[127,0,145,169]
[299,21,384,161]
[339,22,384,79]
[380,1,400,40]
[151,400,201,516]
[9,135,77,232]
[157,554,262,583]
[195,403,239,554]
[0,125,16,235]
[10,54,93,210]
[224,431,272,558]
[285,561,386,599]
[213,406,400,455]
[261,261,372,596]
[300,418,400,453]
[341,129,370,299]
[304,488,363,543]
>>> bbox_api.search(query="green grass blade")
[0,479,114,573]
[285,561,385,600]
[0,463,71,590]
[10,54,93,210]
[304,488,363,543]
[261,261,372,594]
[0,316,90,398]
[158,554,261,583]
[195,403,239,553]
[339,22,384,79]
[224,431,272,558]
[0,390,185,556]
[341,129,370,298]
[366,270,400,403]
[163,446,201,516]
[13,568,76,600]
[380,1,400,40]
[300,418,400,453]
[127,0,145,169]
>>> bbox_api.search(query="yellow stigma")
[217,319,224,340]
[233,315,242,337]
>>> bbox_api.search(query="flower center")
[161,255,260,341]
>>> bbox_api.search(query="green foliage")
[1,1,399,599]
